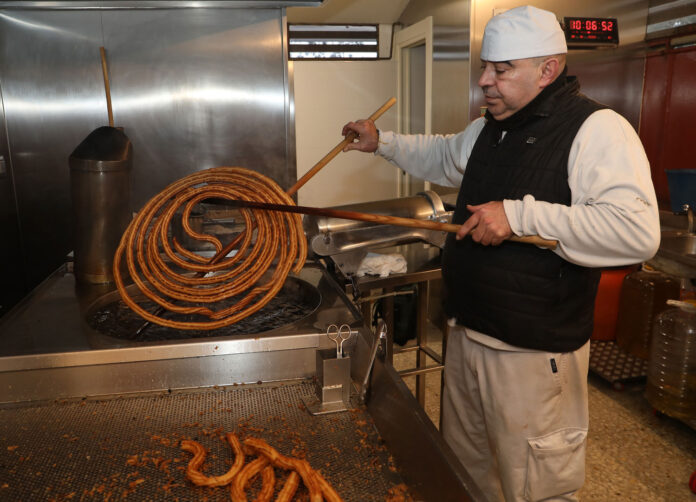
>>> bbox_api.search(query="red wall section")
[640,45,696,208]
[591,267,637,341]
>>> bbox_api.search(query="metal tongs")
[326,324,353,358]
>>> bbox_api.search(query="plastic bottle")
[646,300,696,421]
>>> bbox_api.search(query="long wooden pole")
[99,47,114,127]
[230,199,558,249]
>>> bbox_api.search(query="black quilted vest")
[442,74,606,352]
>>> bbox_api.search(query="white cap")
[480,6,567,62]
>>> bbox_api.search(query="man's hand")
[342,119,379,153]
[456,201,513,245]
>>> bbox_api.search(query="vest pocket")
[524,427,587,501]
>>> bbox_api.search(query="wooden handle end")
[508,234,558,249]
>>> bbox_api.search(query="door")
[394,17,433,197]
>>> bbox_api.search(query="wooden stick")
[99,47,114,127]
[230,199,558,249]
[286,97,397,196]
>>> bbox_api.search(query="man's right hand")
[342,119,379,153]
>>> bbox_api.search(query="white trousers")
[442,326,590,502]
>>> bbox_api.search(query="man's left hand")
[456,201,513,245]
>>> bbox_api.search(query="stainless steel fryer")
[0,260,483,501]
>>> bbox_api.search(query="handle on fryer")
[359,319,388,404]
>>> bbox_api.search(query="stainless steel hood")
[0,1,324,8]
[0,0,313,313]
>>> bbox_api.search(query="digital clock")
[563,17,619,47]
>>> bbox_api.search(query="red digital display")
[563,17,619,47]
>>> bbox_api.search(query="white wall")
[293,60,399,207]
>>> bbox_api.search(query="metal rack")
[343,245,445,409]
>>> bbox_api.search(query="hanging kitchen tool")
[69,47,132,284]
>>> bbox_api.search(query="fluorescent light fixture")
[288,24,379,60]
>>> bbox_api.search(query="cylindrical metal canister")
[69,126,132,284]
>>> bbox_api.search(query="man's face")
[478,58,545,120]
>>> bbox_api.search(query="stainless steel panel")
[0,9,104,289]
[646,0,696,39]
[368,354,486,501]
[0,85,27,316]
[1,332,328,372]
[0,350,317,403]
[0,6,297,300]
[100,8,294,206]
[648,232,696,278]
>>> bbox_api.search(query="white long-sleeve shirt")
[376,109,661,268]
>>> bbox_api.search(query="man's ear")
[539,57,560,88]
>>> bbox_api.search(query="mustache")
[481,86,501,99]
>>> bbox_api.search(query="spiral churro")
[113,166,306,330]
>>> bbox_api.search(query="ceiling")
[286,0,411,24]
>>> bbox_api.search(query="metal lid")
[69,126,132,172]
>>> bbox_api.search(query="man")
[342,6,660,502]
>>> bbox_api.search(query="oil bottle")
[646,299,696,421]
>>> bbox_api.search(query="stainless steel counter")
[341,244,445,412]
[649,210,696,278]
[648,231,696,279]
